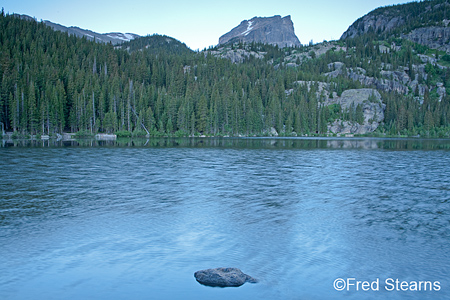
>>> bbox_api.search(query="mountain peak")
[219,15,301,48]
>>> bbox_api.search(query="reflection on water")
[2,137,450,150]
[0,138,449,300]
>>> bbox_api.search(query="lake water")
[1,137,449,300]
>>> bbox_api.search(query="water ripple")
[0,139,449,300]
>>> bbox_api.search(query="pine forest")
[1,6,450,139]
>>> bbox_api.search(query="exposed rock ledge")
[324,89,386,135]
[194,267,258,287]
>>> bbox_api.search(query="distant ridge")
[13,13,140,45]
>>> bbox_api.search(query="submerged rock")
[194,267,258,287]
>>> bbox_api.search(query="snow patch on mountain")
[123,33,135,40]
[242,21,254,36]
[106,33,137,42]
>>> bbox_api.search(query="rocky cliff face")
[324,56,447,102]
[292,82,386,135]
[403,26,450,52]
[340,12,405,40]
[340,0,450,52]
[219,15,301,47]
[325,89,386,135]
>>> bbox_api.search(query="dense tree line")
[117,34,193,55]
[0,12,336,137]
[1,10,450,138]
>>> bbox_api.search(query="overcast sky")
[3,0,415,50]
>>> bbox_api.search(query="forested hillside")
[341,0,450,40]
[1,5,450,138]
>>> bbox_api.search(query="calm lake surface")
[1,137,449,300]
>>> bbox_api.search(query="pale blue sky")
[3,0,415,50]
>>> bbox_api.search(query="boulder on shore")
[194,267,258,287]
